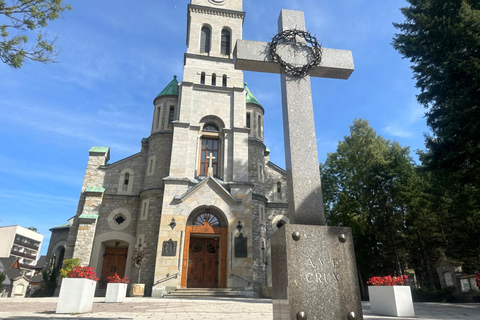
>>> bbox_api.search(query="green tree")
[393,0,480,271]
[0,0,71,68]
[27,226,38,232]
[321,120,432,285]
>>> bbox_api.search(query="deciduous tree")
[0,0,71,68]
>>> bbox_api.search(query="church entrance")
[187,237,219,288]
[99,246,128,289]
[181,211,227,288]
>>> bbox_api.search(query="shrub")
[59,258,81,278]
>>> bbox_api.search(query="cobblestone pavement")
[0,297,479,320]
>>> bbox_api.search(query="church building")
[46,0,289,297]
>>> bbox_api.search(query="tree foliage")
[393,0,480,272]
[0,0,71,68]
[321,120,446,290]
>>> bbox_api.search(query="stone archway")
[181,208,228,288]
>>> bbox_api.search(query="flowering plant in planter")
[367,275,408,286]
[67,266,99,281]
[107,273,129,283]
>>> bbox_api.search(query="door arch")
[181,209,228,288]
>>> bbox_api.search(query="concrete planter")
[105,283,128,303]
[130,283,145,297]
[368,285,415,317]
[56,278,96,314]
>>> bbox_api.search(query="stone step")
[94,289,106,297]
[165,288,245,298]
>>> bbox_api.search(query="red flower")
[107,272,129,283]
[367,275,408,286]
[67,266,99,281]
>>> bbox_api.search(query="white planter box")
[105,283,128,303]
[368,285,415,317]
[56,278,96,314]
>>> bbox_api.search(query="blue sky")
[0,0,428,256]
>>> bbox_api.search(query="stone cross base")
[271,224,363,320]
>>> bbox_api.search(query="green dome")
[155,75,179,99]
[245,83,262,106]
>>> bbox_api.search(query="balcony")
[10,248,36,260]
[19,263,35,269]
[14,239,39,250]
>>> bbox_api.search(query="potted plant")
[368,275,415,317]
[130,249,146,297]
[105,273,129,303]
[56,265,98,314]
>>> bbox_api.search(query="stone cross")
[207,152,216,176]
[234,9,354,226]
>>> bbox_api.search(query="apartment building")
[0,226,43,277]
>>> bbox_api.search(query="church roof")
[245,83,262,106]
[156,75,179,99]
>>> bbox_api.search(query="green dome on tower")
[245,83,262,107]
[155,75,179,99]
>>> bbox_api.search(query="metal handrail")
[154,273,179,285]
[229,273,252,285]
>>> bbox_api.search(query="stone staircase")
[165,288,249,298]
[94,288,106,297]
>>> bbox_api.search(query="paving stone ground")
[0,297,479,320]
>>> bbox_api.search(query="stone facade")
[47,0,289,297]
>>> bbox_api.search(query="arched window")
[200,26,211,54]
[200,72,206,84]
[123,173,130,192]
[204,123,219,132]
[200,138,219,176]
[211,73,216,86]
[118,169,134,194]
[221,29,231,55]
[222,74,227,87]
[193,212,220,227]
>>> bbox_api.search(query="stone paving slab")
[0,297,479,320]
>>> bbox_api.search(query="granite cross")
[234,9,354,226]
[207,152,216,176]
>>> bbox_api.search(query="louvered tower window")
[200,27,211,53]
[221,29,231,55]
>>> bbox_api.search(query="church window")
[193,212,220,227]
[204,123,219,132]
[147,156,156,176]
[277,182,282,200]
[118,169,134,194]
[257,115,262,138]
[113,213,126,225]
[211,73,216,86]
[222,74,227,87]
[221,29,231,55]
[123,173,130,192]
[246,113,251,128]
[200,26,211,54]
[155,106,161,129]
[258,164,264,181]
[168,106,175,124]
[200,138,219,176]
[140,198,150,221]
[201,72,206,84]
[260,205,265,223]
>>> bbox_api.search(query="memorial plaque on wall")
[271,224,363,320]
[234,237,248,258]
[162,239,177,257]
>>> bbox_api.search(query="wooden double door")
[187,237,219,288]
[99,247,128,289]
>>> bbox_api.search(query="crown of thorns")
[270,29,322,78]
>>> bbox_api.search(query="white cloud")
[382,99,425,138]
